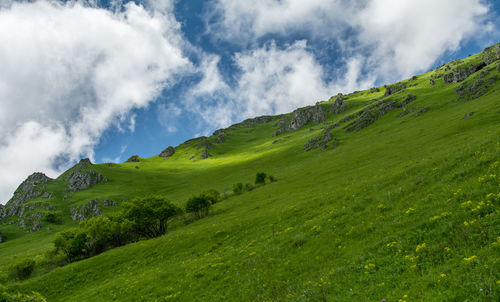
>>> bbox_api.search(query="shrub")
[232,183,243,195]
[123,195,182,239]
[245,183,254,191]
[255,172,267,185]
[268,175,277,182]
[10,258,36,280]
[203,189,221,204]
[44,210,63,224]
[79,216,114,256]
[54,229,87,262]
[186,194,212,219]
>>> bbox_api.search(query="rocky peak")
[159,146,175,158]
[275,104,326,135]
[6,172,53,207]
[62,158,107,192]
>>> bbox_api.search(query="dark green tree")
[54,229,87,262]
[186,194,212,218]
[123,195,182,239]
[232,182,243,195]
[255,172,267,185]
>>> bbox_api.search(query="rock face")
[455,79,488,101]
[126,155,140,162]
[62,158,107,192]
[159,146,175,158]
[275,104,326,135]
[329,96,348,114]
[384,83,406,96]
[6,172,53,207]
[70,199,101,221]
[103,199,117,206]
[443,62,487,84]
[481,44,500,65]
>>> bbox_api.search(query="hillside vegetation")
[0,44,499,301]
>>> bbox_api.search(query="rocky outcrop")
[126,155,140,162]
[103,199,117,206]
[455,79,488,101]
[443,62,488,84]
[481,44,500,65]
[201,149,211,159]
[369,87,380,93]
[384,83,406,96]
[329,96,348,114]
[70,199,101,221]
[6,172,53,207]
[216,135,225,144]
[62,158,107,192]
[275,104,326,136]
[304,125,338,151]
[159,146,175,158]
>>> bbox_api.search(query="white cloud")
[211,0,492,81]
[0,0,190,203]
[357,0,490,80]
[186,41,375,130]
[157,102,183,133]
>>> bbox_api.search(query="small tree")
[203,189,221,204]
[44,210,63,224]
[79,216,114,256]
[255,172,267,185]
[186,194,212,219]
[232,183,243,195]
[123,195,182,239]
[54,229,87,262]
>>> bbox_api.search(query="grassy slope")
[1,48,500,301]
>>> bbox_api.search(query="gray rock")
[103,199,117,206]
[126,155,140,162]
[159,146,175,158]
[329,96,348,114]
[6,172,53,207]
[201,149,211,159]
[275,104,326,135]
[384,83,406,96]
[414,108,429,117]
[481,44,500,65]
[463,112,474,119]
[62,158,107,192]
[216,135,225,144]
[369,87,380,93]
[455,79,488,101]
[70,199,101,221]
[42,192,53,199]
[401,94,417,107]
[304,125,338,151]
[429,79,435,86]
[443,62,486,84]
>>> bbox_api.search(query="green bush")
[54,229,87,262]
[186,194,212,219]
[44,210,63,224]
[10,258,36,280]
[203,189,221,204]
[255,172,266,185]
[232,183,243,195]
[123,195,182,239]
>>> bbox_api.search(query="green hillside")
[0,44,499,301]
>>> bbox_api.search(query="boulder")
[6,172,53,207]
[455,79,488,101]
[159,146,175,158]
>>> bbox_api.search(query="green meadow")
[0,45,499,301]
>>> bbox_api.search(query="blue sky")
[0,0,498,203]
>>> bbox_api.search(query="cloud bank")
[0,0,189,203]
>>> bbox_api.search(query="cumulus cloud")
[185,41,375,130]
[210,0,492,81]
[0,0,190,203]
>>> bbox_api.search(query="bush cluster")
[10,258,36,280]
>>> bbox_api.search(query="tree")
[54,229,87,262]
[186,194,212,219]
[79,216,114,256]
[203,189,221,204]
[123,195,182,239]
[44,210,63,224]
[255,172,267,185]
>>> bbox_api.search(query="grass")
[0,44,499,301]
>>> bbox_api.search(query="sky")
[0,0,498,204]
